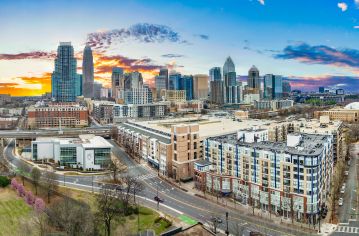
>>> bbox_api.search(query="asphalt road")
[2,139,316,236]
[339,143,359,223]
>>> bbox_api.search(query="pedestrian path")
[335,225,359,234]
[137,173,157,180]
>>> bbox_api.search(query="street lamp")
[225,212,229,236]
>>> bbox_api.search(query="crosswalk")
[336,226,359,234]
[137,173,157,180]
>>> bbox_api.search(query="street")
[339,143,359,223]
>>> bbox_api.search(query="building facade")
[248,65,260,89]
[111,67,124,99]
[314,109,359,123]
[199,130,333,222]
[82,45,94,98]
[113,103,168,122]
[93,101,115,125]
[264,74,283,99]
[32,135,112,170]
[51,42,82,102]
[161,90,186,102]
[27,102,88,128]
[193,74,209,100]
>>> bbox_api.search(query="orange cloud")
[0,73,52,96]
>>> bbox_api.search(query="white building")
[31,135,113,170]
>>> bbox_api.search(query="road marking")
[142,178,296,236]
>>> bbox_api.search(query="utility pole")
[92,175,94,193]
[156,183,159,210]
[225,212,229,236]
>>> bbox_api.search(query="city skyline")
[1,0,359,96]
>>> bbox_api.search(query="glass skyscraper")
[51,42,81,102]
[264,74,283,99]
[183,75,193,100]
[209,67,222,81]
[82,45,94,98]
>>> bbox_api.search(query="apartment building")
[27,102,88,128]
[32,135,112,170]
[161,90,186,102]
[262,118,346,162]
[314,108,359,123]
[198,129,333,223]
[93,101,115,125]
[113,103,169,122]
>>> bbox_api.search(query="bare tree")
[107,159,121,183]
[48,198,95,236]
[18,161,28,186]
[43,170,57,203]
[132,178,144,205]
[348,124,359,142]
[19,211,48,236]
[96,185,123,236]
[31,167,41,195]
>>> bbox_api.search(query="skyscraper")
[82,45,94,98]
[193,74,209,100]
[51,42,81,102]
[124,71,143,90]
[264,74,283,99]
[183,75,193,100]
[223,57,236,86]
[111,67,124,99]
[248,65,260,89]
[209,67,221,81]
[159,68,169,89]
[210,81,224,104]
[169,73,182,90]
[155,75,167,98]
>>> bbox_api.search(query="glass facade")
[94,148,111,166]
[52,42,82,102]
[60,146,77,166]
[32,144,37,161]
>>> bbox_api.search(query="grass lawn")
[57,187,172,235]
[0,187,32,236]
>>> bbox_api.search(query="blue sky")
[0,0,359,95]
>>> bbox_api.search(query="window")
[60,147,77,166]
[174,153,177,161]
[94,148,111,166]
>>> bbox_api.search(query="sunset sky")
[1,0,359,96]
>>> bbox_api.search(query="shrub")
[0,176,10,187]
[34,198,46,213]
[17,184,26,197]
[11,178,19,189]
[25,191,35,206]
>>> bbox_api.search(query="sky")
[0,0,359,96]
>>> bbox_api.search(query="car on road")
[345,171,349,176]
[341,185,346,194]
[339,198,344,206]
[154,196,164,203]
[210,217,223,224]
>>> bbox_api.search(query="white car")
[339,198,344,206]
[344,171,349,176]
[341,184,346,194]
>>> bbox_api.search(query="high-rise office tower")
[159,68,169,89]
[169,73,182,90]
[209,67,222,81]
[111,67,124,99]
[155,75,167,99]
[248,65,260,89]
[210,81,224,104]
[82,45,94,98]
[183,75,194,100]
[51,42,81,102]
[124,71,143,90]
[193,74,209,100]
[223,57,236,86]
[93,82,103,100]
[264,74,283,99]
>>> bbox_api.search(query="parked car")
[341,186,345,194]
[210,217,223,224]
[345,171,349,176]
[339,198,344,206]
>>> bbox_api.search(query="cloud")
[0,73,52,96]
[194,34,209,40]
[354,25,359,29]
[338,2,348,11]
[355,0,359,7]
[274,43,359,70]
[258,0,265,5]
[87,23,186,50]
[0,51,56,60]
[161,54,185,58]
[285,75,359,92]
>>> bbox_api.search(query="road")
[2,139,315,236]
[339,143,359,223]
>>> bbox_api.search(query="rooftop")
[208,133,330,156]
[35,135,113,148]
